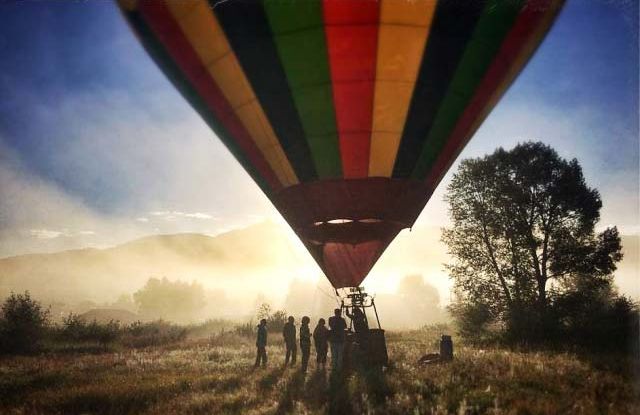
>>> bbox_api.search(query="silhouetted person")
[254,318,268,368]
[346,306,369,352]
[282,316,297,366]
[328,308,347,371]
[346,306,369,334]
[300,316,312,372]
[313,318,329,370]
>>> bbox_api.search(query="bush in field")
[60,313,121,349]
[268,309,288,333]
[255,302,288,333]
[60,313,87,341]
[121,320,187,348]
[256,303,272,321]
[552,282,639,352]
[185,318,237,339]
[60,314,187,349]
[233,321,255,337]
[0,292,49,354]
[90,320,120,348]
[448,301,498,344]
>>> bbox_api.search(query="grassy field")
[1,327,638,415]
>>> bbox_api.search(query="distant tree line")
[443,142,638,352]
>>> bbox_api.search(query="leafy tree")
[269,309,288,333]
[255,302,287,332]
[256,303,272,321]
[442,142,629,344]
[0,291,50,354]
[133,277,206,323]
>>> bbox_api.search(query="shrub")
[59,313,121,349]
[449,302,497,344]
[234,321,255,338]
[0,292,50,354]
[552,292,639,352]
[185,318,236,339]
[87,320,121,349]
[120,320,187,348]
[254,303,288,333]
[60,313,86,342]
[268,309,288,333]
[209,330,251,347]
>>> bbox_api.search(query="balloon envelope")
[119,0,563,288]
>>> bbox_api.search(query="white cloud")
[184,212,215,220]
[149,210,216,221]
[29,229,65,240]
[0,79,276,256]
[0,141,151,257]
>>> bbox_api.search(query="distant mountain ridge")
[0,222,637,304]
[0,221,304,303]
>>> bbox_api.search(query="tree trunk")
[482,223,513,307]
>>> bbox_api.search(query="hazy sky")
[0,0,638,293]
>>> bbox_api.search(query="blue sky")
[0,0,638,261]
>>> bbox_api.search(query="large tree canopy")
[443,142,626,343]
[133,277,206,323]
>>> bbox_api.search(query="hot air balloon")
[118,0,563,291]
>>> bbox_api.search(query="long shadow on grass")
[361,366,393,406]
[198,373,243,393]
[54,385,168,415]
[267,366,392,414]
[328,367,392,414]
[0,371,66,406]
[258,366,286,391]
[276,369,306,414]
[304,369,328,410]
[276,368,358,414]
[326,370,354,415]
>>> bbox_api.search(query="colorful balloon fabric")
[119,0,564,289]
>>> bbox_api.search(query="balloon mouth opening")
[326,219,353,224]
[302,218,404,245]
[273,177,432,246]
[315,218,383,225]
[272,177,433,288]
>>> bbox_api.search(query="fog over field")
[0,221,450,328]
[0,220,636,328]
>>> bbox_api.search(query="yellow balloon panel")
[369,132,402,177]
[166,0,299,187]
[236,103,299,186]
[379,0,437,26]
[170,1,229,66]
[369,0,436,177]
[372,81,414,133]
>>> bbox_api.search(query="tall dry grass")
[0,326,637,414]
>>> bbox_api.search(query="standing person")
[299,316,312,372]
[254,318,268,368]
[346,306,369,351]
[313,318,329,370]
[282,316,297,366]
[346,307,369,334]
[328,308,347,371]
